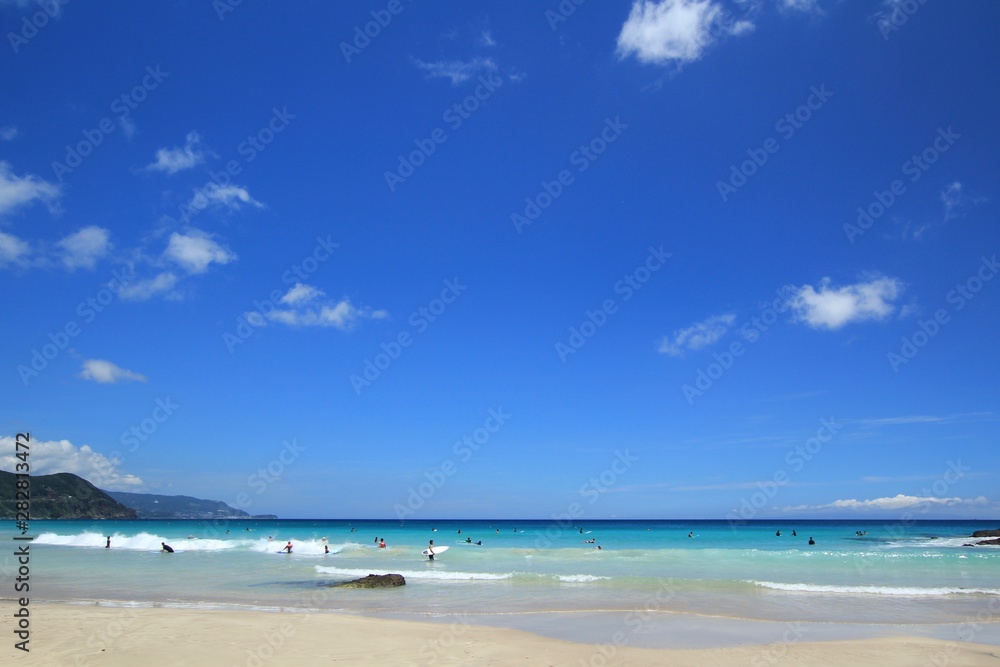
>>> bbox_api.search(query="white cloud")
[191,182,264,211]
[57,225,111,270]
[785,494,989,512]
[79,359,148,384]
[0,230,30,267]
[480,30,497,47]
[119,116,137,140]
[280,282,324,305]
[0,435,142,491]
[659,313,736,356]
[0,160,60,216]
[164,230,236,274]
[787,276,902,330]
[413,57,497,85]
[252,284,388,331]
[118,272,178,301]
[779,0,820,12]
[0,126,18,141]
[146,131,207,175]
[616,0,752,67]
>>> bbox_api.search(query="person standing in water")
[427,540,436,560]
[105,536,111,549]
[283,541,293,553]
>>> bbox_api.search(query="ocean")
[8,519,1000,648]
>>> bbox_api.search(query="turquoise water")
[7,519,999,625]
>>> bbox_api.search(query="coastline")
[5,603,999,666]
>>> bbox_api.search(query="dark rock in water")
[971,529,1000,538]
[976,538,1000,546]
[963,543,976,547]
[334,574,405,589]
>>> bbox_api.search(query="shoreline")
[5,603,999,665]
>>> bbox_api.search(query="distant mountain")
[0,471,138,519]
[107,491,276,520]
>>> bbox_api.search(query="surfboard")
[422,545,449,556]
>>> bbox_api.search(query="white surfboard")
[422,545,449,556]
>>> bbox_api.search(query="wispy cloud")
[853,412,992,428]
[0,230,30,267]
[0,160,60,216]
[412,57,497,85]
[190,182,264,212]
[786,276,902,329]
[79,359,148,384]
[0,435,142,491]
[146,131,208,175]
[784,494,989,511]
[0,126,18,141]
[118,272,178,301]
[57,226,111,270]
[250,283,388,331]
[616,0,754,67]
[658,313,735,356]
[164,229,236,274]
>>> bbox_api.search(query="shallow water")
[7,519,999,628]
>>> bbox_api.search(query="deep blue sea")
[7,519,999,627]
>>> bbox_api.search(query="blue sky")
[1,0,998,520]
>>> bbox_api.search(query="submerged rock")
[333,574,406,588]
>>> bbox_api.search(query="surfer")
[792,530,797,537]
[427,540,435,560]
[379,539,386,549]
[466,537,472,543]
[161,542,174,553]
[776,530,781,537]
[808,537,816,545]
[105,536,111,549]
[324,545,329,554]
[283,541,293,553]
[688,532,693,538]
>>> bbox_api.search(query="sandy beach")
[5,603,999,666]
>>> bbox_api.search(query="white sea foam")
[34,531,352,554]
[554,574,610,583]
[749,581,1000,596]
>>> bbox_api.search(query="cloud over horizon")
[0,435,143,491]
